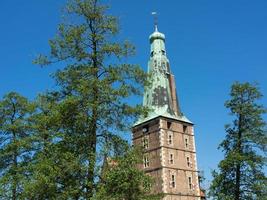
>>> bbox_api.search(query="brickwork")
[132,117,201,200]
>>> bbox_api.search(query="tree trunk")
[11,105,18,200]
[235,114,243,200]
[12,133,18,200]
[12,156,17,200]
[86,17,99,199]
[235,163,241,200]
[86,119,97,199]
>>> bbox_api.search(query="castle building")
[132,25,203,200]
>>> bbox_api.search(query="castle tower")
[132,25,202,200]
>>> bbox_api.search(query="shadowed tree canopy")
[95,148,162,200]
[0,92,35,200]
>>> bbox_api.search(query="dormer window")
[161,50,165,55]
[150,51,154,57]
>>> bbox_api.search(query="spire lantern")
[149,31,165,43]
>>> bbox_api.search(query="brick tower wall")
[132,117,201,200]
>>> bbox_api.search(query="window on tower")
[142,125,149,133]
[186,156,192,168]
[167,121,172,129]
[167,131,173,145]
[143,136,149,149]
[183,125,188,133]
[143,155,149,168]
[185,138,189,148]
[169,153,174,164]
[171,174,176,188]
[188,177,192,190]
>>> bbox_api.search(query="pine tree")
[0,92,35,200]
[22,93,83,199]
[209,82,267,200]
[30,0,148,198]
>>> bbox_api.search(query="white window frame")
[185,137,189,148]
[143,155,149,168]
[169,153,174,164]
[143,136,149,149]
[186,156,192,168]
[167,131,173,145]
[170,174,176,188]
[188,176,192,190]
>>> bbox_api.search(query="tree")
[0,92,35,200]
[209,82,267,200]
[95,148,162,200]
[30,0,148,199]
[22,93,83,199]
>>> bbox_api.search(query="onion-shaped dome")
[149,28,165,43]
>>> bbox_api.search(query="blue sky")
[0,0,266,188]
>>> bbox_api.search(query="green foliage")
[209,82,267,200]
[20,94,83,199]
[22,0,149,199]
[0,92,35,199]
[95,148,162,200]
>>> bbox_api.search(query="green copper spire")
[135,23,192,125]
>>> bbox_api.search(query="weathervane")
[152,11,158,31]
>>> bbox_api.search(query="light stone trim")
[144,145,196,154]
[144,166,200,173]
[159,119,167,193]
[162,147,168,193]
[192,127,201,199]
[169,151,174,165]
[184,134,190,149]
[167,131,174,146]
[185,153,193,169]
[169,170,177,189]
